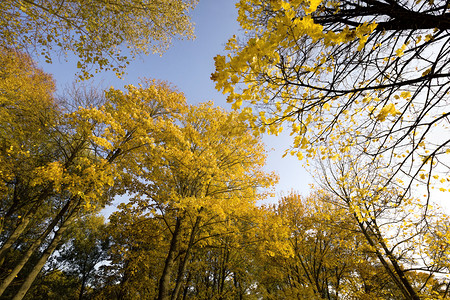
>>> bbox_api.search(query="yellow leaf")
[422,68,432,76]
[400,91,411,98]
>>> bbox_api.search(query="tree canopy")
[3,1,450,299]
[212,0,450,202]
[1,0,197,78]
[0,49,186,299]
[105,103,277,300]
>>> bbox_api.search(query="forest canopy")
[0,0,197,78]
[1,0,450,299]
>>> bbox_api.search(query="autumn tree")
[0,0,197,78]
[0,47,58,271]
[20,214,109,300]
[55,215,109,300]
[314,147,450,299]
[0,49,185,300]
[95,203,170,299]
[182,233,256,299]
[160,204,267,299]
[105,102,277,300]
[211,3,450,297]
[104,204,266,299]
[22,271,80,300]
[250,191,386,299]
[212,0,450,205]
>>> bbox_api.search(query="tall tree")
[212,3,450,297]
[106,102,277,300]
[253,192,381,299]
[0,49,186,299]
[22,215,109,300]
[0,47,58,267]
[315,147,450,299]
[1,0,197,78]
[56,215,109,300]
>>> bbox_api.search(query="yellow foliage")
[376,103,400,121]
[0,0,197,78]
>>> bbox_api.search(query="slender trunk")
[357,216,420,300]
[0,200,72,296]
[181,272,191,300]
[218,246,230,297]
[233,272,243,300]
[374,226,420,300]
[0,215,32,266]
[158,217,182,300]
[171,215,202,300]
[443,281,450,298]
[0,190,52,264]
[79,272,88,300]
[117,260,131,300]
[12,211,76,300]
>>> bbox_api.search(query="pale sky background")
[38,0,313,209]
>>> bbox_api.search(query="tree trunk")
[373,225,420,300]
[357,216,420,300]
[0,200,72,296]
[158,216,182,300]
[79,270,88,300]
[218,246,230,297]
[171,215,202,300]
[0,189,52,265]
[12,211,76,300]
[0,215,32,266]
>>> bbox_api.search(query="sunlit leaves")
[254,191,400,299]
[106,102,277,299]
[212,0,450,205]
[0,0,198,79]
[315,147,450,298]
[119,101,278,223]
[212,10,375,142]
[0,51,188,298]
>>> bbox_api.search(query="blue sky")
[38,0,312,204]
